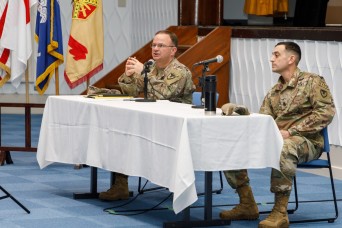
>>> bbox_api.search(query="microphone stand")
[192,63,209,108]
[136,62,156,102]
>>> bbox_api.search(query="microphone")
[137,59,157,102]
[144,59,155,66]
[193,55,223,66]
[141,59,154,75]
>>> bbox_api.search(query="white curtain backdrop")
[229,38,342,146]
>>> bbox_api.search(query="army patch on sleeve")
[318,80,329,90]
[320,89,328,98]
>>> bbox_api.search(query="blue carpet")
[0,114,341,227]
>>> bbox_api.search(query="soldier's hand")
[221,103,250,116]
[125,57,143,76]
[280,130,290,139]
[234,105,250,115]
[221,103,237,115]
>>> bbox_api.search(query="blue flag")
[35,0,63,95]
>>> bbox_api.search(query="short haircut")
[276,41,301,65]
[155,30,178,48]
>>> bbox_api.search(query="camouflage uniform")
[224,68,335,195]
[118,58,195,104]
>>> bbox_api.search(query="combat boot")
[99,173,129,201]
[220,185,259,220]
[258,193,290,228]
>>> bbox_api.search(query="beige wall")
[326,0,342,24]
[328,0,342,6]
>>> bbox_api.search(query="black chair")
[290,127,338,223]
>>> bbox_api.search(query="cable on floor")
[104,192,172,216]
[103,180,173,216]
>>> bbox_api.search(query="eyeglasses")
[150,43,175,49]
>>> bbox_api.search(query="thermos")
[204,75,216,115]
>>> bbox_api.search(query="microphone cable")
[190,65,204,89]
[104,192,172,216]
[103,180,173,216]
[147,78,168,100]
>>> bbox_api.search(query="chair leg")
[216,171,224,194]
[327,156,339,222]
[138,177,166,194]
[0,151,5,166]
[288,176,299,214]
[5,151,13,164]
[290,157,338,223]
[138,171,224,195]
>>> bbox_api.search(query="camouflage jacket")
[118,58,195,104]
[259,68,335,148]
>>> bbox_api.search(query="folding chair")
[291,127,338,223]
[191,91,219,107]
[138,92,224,195]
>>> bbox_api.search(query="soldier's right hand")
[221,103,237,115]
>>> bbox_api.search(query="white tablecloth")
[37,95,283,214]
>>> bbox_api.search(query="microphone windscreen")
[145,59,155,65]
[217,55,223,63]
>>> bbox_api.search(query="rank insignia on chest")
[167,74,176,80]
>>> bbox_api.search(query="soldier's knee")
[280,153,298,177]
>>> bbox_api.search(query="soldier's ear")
[171,47,177,56]
[288,54,296,65]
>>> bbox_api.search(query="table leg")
[163,171,231,227]
[204,171,213,220]
[73,167,99,199]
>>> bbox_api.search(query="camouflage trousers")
[223,135,321,195]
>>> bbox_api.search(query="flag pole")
[25,67,29,103]
[55,67,59,95]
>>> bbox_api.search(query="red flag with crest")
[64,0,104,89]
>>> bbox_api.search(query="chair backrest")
[322,127,330,153]
[192,92,219,106]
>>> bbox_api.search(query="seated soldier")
[220,41,335,228]
[98,30,195,201]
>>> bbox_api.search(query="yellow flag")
[64,0,103,89]
[244,0,288,16]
